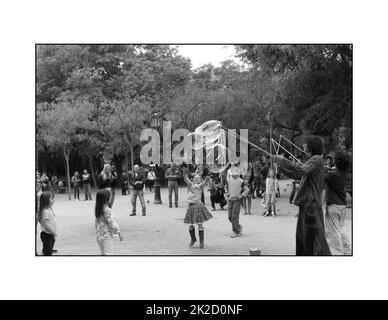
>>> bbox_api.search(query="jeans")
[41,231,55,256]
[168,180,179,206]
[228,199,242,234]
[74,186,80,199]
[242,196,252,213]
[132,189,146,214]
[97,239,114,255]
[83,183,92,200]
[122,183,128,195]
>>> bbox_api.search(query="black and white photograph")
[35,44,353,256]
[2,0,388,302]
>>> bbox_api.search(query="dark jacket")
[325,169,347,206]
[98,173,116,190]
[82,173,92,185]
[130,172,146,190]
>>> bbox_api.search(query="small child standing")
[95,189,123,255]
[182,167,213,249]
[38,191,57,256]
[242,178,252,215]
[226,167,249,237]
[264,169,278,217]
[71,171,81,200]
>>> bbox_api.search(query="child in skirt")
[182,167,213,249]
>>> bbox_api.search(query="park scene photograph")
[35,44,352,256]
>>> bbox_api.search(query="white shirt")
[39,208,57,235]
[147,171,156,180]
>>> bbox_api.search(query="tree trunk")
[269,115,273,168]
[64,146,71,200]
[125,153,129,171]
[130,133,134,170]
[88,154,97,188]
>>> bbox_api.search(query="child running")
[38,191,57,256]
[182,167,213,249]
[225,167,249,237]
[263,169,278,217]
[95,189,123,255]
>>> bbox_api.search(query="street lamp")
[151,112,160,128]
[151,112,162,204]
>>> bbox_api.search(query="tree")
[37,98,96,199]
[236,44,352,151]
[101,98,151,170]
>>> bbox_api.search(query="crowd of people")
[36,135,351,256]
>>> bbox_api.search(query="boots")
[189,226,197,246]
[199,229,204,249]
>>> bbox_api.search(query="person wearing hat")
[98,164,117,208]
[225,166,249,238]
[129,165,147,216]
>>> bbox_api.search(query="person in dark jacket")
[324,150,351,255]
[209,174,227,211]
[129,165,146,216]
[274,136,331,256]
[98,164,116,208]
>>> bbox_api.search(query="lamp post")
[151,113,162,204]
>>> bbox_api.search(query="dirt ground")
[36,180,352,256]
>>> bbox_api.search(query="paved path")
[36,180,352,255]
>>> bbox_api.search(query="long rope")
[272,139,279,155]
[272,139,302,164]
[225,129,272,157]
[279,135,307,154]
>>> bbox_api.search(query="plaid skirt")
[184,203,213,224]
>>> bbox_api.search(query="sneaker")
[169,204,172,208]
[130,213,136,216]
[230,233,241,238]
[248,212,252,215]
[142,213,146,216]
